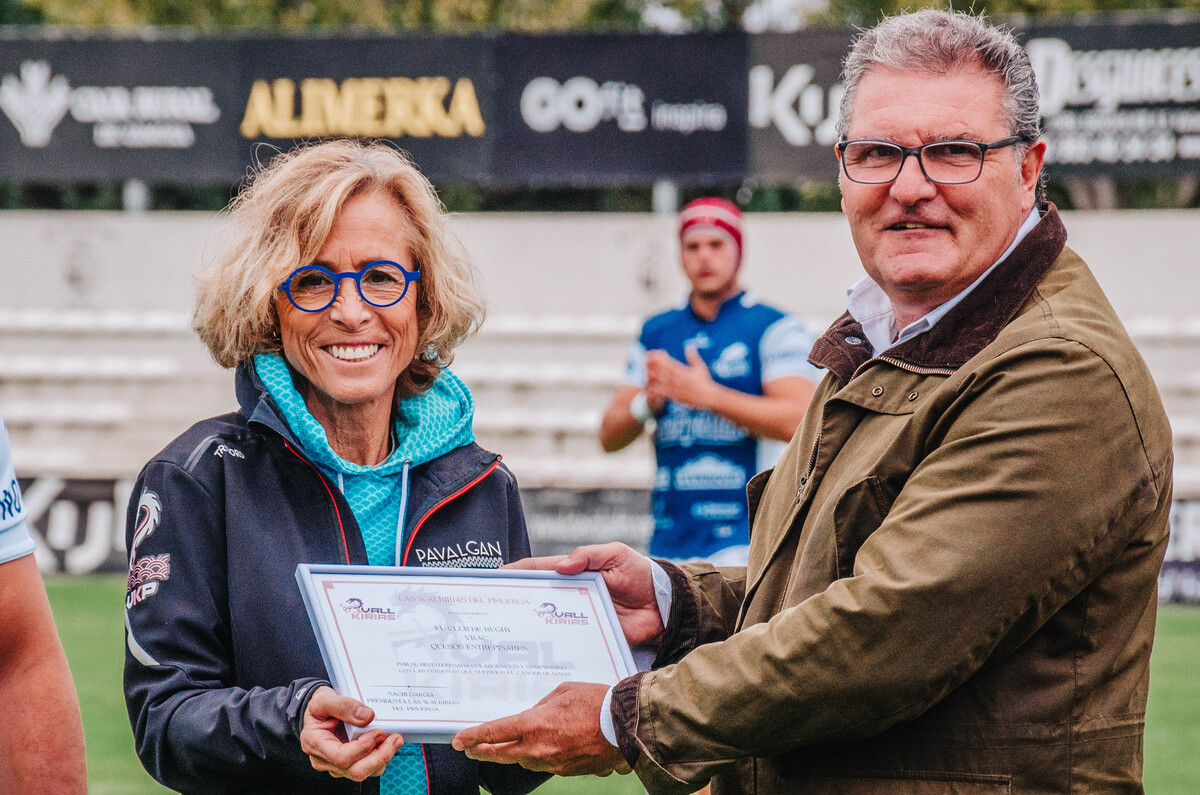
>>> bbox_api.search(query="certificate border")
[319,578,625,714]
[295,564,638,742]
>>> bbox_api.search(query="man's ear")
[1021,139,1048,198]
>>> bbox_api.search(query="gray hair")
[837,9,1044,201]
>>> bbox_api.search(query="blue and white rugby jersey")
[0,414,36,565]
[624,292,821,561]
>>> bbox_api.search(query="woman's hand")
[300,686,404,781]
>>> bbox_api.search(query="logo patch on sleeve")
[126,554,170,608]
[126,489,167,608]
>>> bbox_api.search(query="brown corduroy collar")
[809,203,1068,385]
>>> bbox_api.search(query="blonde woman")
[123,140,546,795]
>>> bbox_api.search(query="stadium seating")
[0,307,653,489]
[4,306,1198,498]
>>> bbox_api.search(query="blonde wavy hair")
[194,139,485,396]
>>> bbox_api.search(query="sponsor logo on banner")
[16,478,133,575]
[535,601,589,625]
[674,454,747,491]
[0,61,69,147]
[0,60,221,149]
[239,76,485,139]
[340,596,397,620]
[749,63,841,147]
[711,342,751,379]
[520,76,727,135]
[1027,38,1200,165]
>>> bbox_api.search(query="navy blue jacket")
[123,363,548,794]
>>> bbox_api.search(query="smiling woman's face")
[276,189,420,429]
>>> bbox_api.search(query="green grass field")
[48,575,1199,794]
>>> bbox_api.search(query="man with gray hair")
[454,10,1172,793]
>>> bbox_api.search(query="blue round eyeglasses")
[279,261,421,313]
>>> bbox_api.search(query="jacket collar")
[235,358,303,447]
[234,357,498,496]
[809,203,1067,384]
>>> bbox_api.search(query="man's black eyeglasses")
[836,136,1031,185]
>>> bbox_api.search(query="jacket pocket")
[832,475,895,579]
[805,772,1011,794]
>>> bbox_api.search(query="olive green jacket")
[611,207,1173,794]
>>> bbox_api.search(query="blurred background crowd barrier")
[3,209,1200,601]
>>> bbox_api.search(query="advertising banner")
[1022,19,1200,178]
[0,36,240,182]
[25,477,1200,604]
[234,35,495,183]
[747,29,850,184]
[2,17,1199,186]
[0,33,495,183]
[746,18,1200,182]
[493,33,747,185]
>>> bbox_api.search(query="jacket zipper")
[877,355,957,375]
[805,356,952,502]
[287,440,466,795]
[395,461,412,565]
[401,459,501,566]
[282,440,351,564]
[854,355,957,380]
[795,431,821,505]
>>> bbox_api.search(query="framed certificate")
[295,564,637,743]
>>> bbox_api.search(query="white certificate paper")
[295,564,637,743]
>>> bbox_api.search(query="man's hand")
[300,686,404,781]
[506,543,663,646]
[646,347,715,410]
[451,682,630,776]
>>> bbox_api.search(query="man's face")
[680,231,739,299]
[838,66,1045,322]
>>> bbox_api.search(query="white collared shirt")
[846,207,1042,355]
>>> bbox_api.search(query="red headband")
[679,197,743,263]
